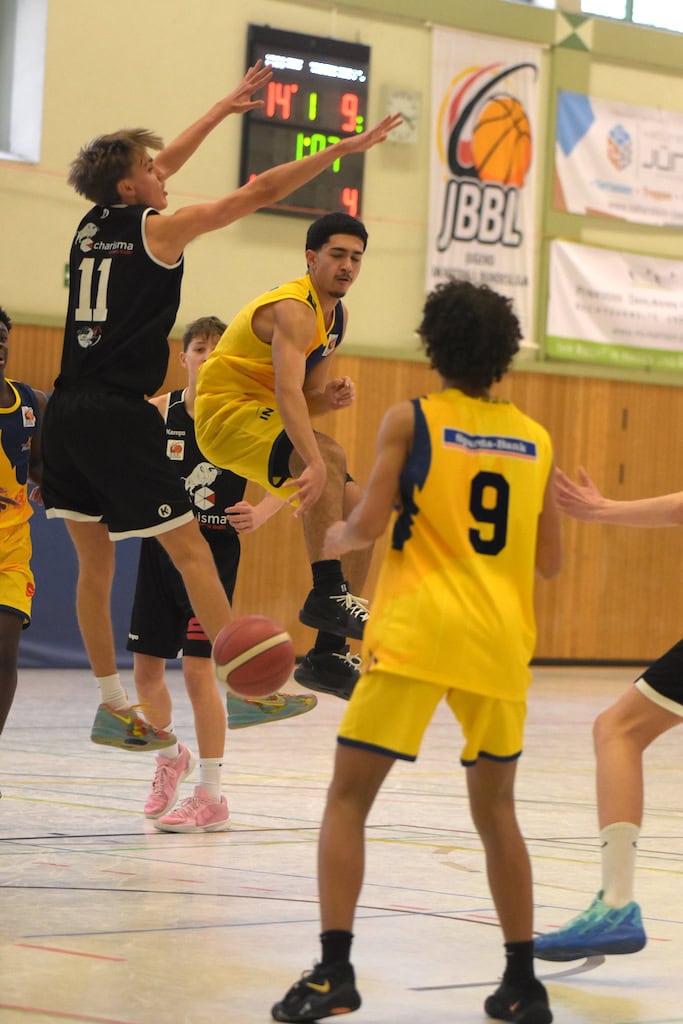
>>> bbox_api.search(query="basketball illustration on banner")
[471,94,532,188]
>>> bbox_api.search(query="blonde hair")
[67,128,164,206]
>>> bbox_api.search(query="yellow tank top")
[363,389,553,700]
[197,275,332,404]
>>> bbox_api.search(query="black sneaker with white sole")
[299,587,369,641]
[272,961,361,1022]
[293,647,362,700]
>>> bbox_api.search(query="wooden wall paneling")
[9,324,683,662]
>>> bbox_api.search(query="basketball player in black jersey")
[39,60,401,758]
[127,316,316,832]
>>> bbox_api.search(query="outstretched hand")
[225,60,272,115]
[346,112,403,152]
[555,466,605,520]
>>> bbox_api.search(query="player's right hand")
[290,460,327,518]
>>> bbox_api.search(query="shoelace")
[174,793,204,815]
[332,651,363,669]
[332,593,369,622]
[150,759,177,794]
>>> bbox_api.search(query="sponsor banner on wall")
[555,90,683,226]
[547,239,683,370]
[428,28,541,344]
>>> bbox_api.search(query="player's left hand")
[324,376,355,410]
[225,60,272,115]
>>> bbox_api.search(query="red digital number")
[266,81,299,120]
[342,187,359,218]
[340,93,359,132]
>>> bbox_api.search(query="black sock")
[320,929,353,966]
[312,560,346,596]
[502,940,536,988]
[314,631,346,654]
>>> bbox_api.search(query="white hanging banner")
[427,28,541,345]
[555,90,683,227]
[547,239,683,371]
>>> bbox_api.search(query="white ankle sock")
[199,758,223,800]
[600,821,640,907]
[97,674,128,710]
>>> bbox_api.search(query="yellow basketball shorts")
[197,397,297,500]
[338,667,527,765]
[0,520,35,626]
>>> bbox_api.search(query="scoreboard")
[240,24,371,219]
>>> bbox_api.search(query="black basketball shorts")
[41,389,193,539]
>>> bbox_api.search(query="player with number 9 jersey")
[363,390,553,703]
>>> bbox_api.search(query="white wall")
[0,0,432,355]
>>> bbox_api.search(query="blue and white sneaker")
[534,891,647,961]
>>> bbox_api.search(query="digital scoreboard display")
[240,24,371,219]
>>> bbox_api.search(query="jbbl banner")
[427,28,541,344]
[547,239,683,371]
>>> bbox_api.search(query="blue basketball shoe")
[534,891,647,961]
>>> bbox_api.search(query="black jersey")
[162,389,247,536]
[56,205,183,397]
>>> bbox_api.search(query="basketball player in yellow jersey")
[196,213,373,700]
[0,306,47,744]
[272,279,562,1024]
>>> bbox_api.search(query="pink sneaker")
[154,785,230,833]
[144,744,196,818]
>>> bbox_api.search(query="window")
[0,0,48,162]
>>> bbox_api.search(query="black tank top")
[163,389,246,535]
[57,205,183,397]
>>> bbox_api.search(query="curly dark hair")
[182,315,227,351]
[0,305,12,332]
[67,128,164,206]
[305,212,368,253]
[417,279,521,390]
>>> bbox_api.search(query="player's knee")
[317,433,347,477]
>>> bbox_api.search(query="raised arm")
[556,466,683,527]
[153,61,272,179]
[147,113,402,264]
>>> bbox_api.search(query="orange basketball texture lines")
[471,95,532,187]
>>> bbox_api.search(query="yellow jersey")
[363,389,553,701]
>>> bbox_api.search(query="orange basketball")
[213,615,295,698]
[471,94,532,187]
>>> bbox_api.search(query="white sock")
[97,673,128,710]
[600,821,640,907]
[159,727,180,761]
[199,758,223,800]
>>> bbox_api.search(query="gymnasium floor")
[1,665,681,1024]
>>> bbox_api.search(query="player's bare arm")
[27,390,48,489]
[153,61,272,180]
[557,466,683,527]
[146,113,402,264]
[535,464,562,580]
[323,401,413,557]
[271,302,326,507]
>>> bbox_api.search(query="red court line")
[0,1004,139,1024]
[15,944,127,962]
